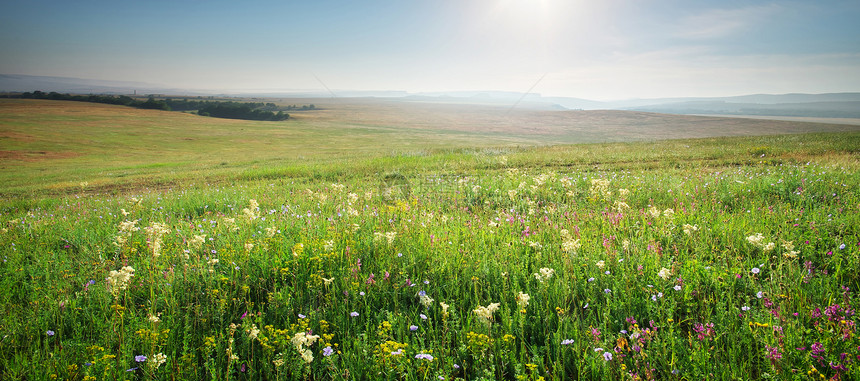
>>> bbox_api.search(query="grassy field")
[0,98,859,380]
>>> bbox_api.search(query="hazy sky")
[1,0,859,100]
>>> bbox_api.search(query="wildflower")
[189,234,206,250]
[418,290,434,308]
[415,353,434,361]
[751,267,760,275]
[323,346,334,357]
[148,314,160,323]
[648,206,661,218]
[151,353,167,369]
[604,289,612,294]
[350,311,359,317]
[596,260,605,269]
[135,355,147,362]
[682,224,698,235]
[603,352,613,361]
[561,339,575,345]
[839,243,846,250]
[244,242,254,252]
[473,302,501,324]
[742,306,751,311]
[533,267,555,282]
[674,285,682,291]
[658,267,672,280]
[300,349,313,363]
[562,238,581,254]
[106,266,135,298]
[516,292,530,309]
[756,291,764,299]
[410,325,418,331]
[46,330,55,336]
[439,302,450,318]
[246,324,260,341]
[588,277,595,282]
[420,314,428,320]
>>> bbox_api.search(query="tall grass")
[0,133,857,380]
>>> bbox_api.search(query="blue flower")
[323,346,334,357]
[135,355,147,362]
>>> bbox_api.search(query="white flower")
[189,234,206,250]
[516,292,530,309]
[596,260,605,269]
[439,302,450,317]
[246,324,260,341]
[151,352,167,369]
[562,238,581,254]
[418,291,434,308]
[473,302,501,324]
[657,267,672,280]
[682,224,698,235]
[106,266,135,297]
[533,267,555,283]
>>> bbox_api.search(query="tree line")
[2,91,320,121]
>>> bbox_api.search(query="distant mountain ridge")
[2,74,858,118]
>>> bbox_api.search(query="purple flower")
[410,325,418,331]
[420,314,427,320]
[561,339,575,345]
[46,330,55,336]
[126,367,138,372]
[453,364,460,369]
[603,352,613,361]
[350,311,359,317]
[415,353,434,361]
[135,355,147,362]
[323,346,334,357]
[604,289,611,294]
[751,267,760,274]
[674,285,682,291]
[298,314,306,319]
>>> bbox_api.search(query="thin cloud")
[676,4,784,40]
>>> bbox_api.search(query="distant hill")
[2,73,858,118]
[616,94,860,118]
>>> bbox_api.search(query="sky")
[1,0,859,100]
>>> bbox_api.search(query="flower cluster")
[473,302,501,325]
[533,267,555,283]
[291,331,321,363]
[746,233,775,251]
[106,266,135,298]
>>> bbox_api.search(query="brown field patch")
[0,150,80,162]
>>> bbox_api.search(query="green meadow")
[0,98,858,380]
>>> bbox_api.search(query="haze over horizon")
[1,0,859,101]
